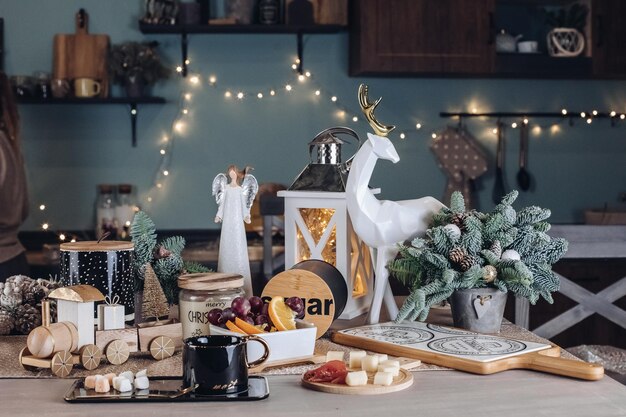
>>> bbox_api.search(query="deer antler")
[358,84,396,137]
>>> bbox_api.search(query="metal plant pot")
[449,287,507,333]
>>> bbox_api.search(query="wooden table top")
[2,306,626,416]
[0,370,624,417]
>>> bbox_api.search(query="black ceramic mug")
[183,335,270,395]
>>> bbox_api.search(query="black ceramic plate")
[64,376,269,403]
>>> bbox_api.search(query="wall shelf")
[139,22,347,76]
[17,96,166,146]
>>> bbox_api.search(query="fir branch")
[182,261,212,274]
[160,236,186,256]
[450,191,466,214]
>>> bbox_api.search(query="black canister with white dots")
[60,241,135,320]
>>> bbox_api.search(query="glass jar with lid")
[178,272,244,340]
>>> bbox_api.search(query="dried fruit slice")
[235,317,265,334]
[225,320,246,334]
[268,296,296,331]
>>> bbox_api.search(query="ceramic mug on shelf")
[51,79,70,98]
[518,41,538,53]
[74,78,101,98]
[183,334,270,395]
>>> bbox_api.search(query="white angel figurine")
[212,165,258,296]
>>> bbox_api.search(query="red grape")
[207,308,223,326]
[249,296,264,314]
[285,297,304,314]
[254,315,269,325]
[244,316,255,326]
[231,297,251,318]
[260,303,269,317]
[220,307,236,323]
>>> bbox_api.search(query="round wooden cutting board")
[301,368,414,395]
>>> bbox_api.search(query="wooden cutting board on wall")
[53,9,109,97]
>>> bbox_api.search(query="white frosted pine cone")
[501,249,521,261]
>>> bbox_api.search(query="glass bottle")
[96,184,117,239]
[178,273,245,339]
[115,184,137,239]
[258,0,280,24]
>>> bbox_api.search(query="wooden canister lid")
[60,241,134,252]
[262,260,347,339]
[178,272,244,291]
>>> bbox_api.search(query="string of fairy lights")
[34,55,626,241]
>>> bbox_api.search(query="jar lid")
[60,241,134,251]
[178,272,244,291]
[118,184,132,194]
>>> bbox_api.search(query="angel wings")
[212,171,259,222]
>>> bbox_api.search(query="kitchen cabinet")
[350,0,496,76]
[592,0,626,77]
[350,0,626,78]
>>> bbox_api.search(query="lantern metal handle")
[308,127,362,173]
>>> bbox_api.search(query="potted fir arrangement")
[108,41,170,98]
[389,191,568,333]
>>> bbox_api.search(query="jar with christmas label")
[178,272,244,340]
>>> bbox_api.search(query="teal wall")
[2,0,626,232]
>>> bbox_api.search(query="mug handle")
[244,335,270,369]
[93,82,101,95]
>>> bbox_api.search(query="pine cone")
[449,247,467,263]
[0,292,22,309]
[13,304,41,335]
[450,213,467,229]
[0,310,15,335]
[490,240,502,258]
[459,255,477,271]
[22,284,45,306]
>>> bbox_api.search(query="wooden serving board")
[301,368,413,395]
[53,9,109,97]
[332,322,604,381]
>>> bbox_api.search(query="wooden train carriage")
[95,320,183,364]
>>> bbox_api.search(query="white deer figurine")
[347,85,445,324]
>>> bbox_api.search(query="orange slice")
[235,317,265,334]
[225,320,246,334]
[268,296,296,331]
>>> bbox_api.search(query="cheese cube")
[349,351,367,368]
[345,370,368,387]
[84,375,99,389]
[378,365,400,377]
[119,371,134,382]
[380,359,400,369]
[95,376,111,393]
[135,376,150,390]
[373,371,393,386]
[376,354,388,362]
[117,379,133,393]
[325,351,345,362]
[361,355,379,372]
[104,373,116,385]
[112,376,126,391]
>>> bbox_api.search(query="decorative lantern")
[278,127,374,319]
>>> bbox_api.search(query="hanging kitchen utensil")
[516,122,531,191]
[492,120,507,204]
[430,125,488,209]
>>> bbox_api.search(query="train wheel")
[105,340,130,365]
[149,336,175,361]
[18,347,39,372]
[80,344,102,370]
[51,351,74,377]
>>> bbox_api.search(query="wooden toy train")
[18,285,182,377]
